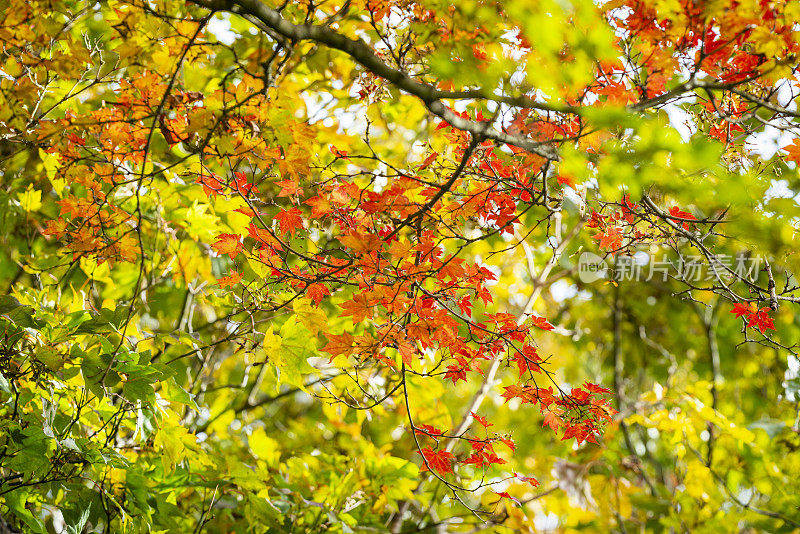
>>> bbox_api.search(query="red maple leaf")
[483,453,506,465]
[444,361,468,384]
[493,491,521,505]
[499,437,515,451]
[456,295,473,316]
[462,453,486,468]
[669,206,697,230]
[747,307,776,333]
[196,172,224,198]
[419,447,454,476]
[414,424,445,437]
[514,472,540,487]
[470,412,493,428]
[561,423,594,445]
[586,209,606,229]
[511,346,541,376]
[730,303,775,333]
[582,381,612,395]
[731,302,756,318]
[231,171,258,195]
[530,316,554,331]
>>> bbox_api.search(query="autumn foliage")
[1,0,800,532]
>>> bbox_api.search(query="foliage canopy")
[2,0,800,532]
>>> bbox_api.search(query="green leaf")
[5,490,46,533]
[267,318,318,392]
[0,294,22,314]
[123,377,156,404]
[64,503,91,534]
[163,377,199,410]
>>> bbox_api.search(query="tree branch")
[192,0,560,160]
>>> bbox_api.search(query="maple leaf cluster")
[587,196,640,254]
[413,416,540,495]
[730,302,776,334]
[588,194,708,259]
[501,381,616,446]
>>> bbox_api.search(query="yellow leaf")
[3,56,23,78]
[249,427,281,468]
[16,184,41,212]
[79,257,113,284]
[292,297,327,336]
[684,461,714,500]
[154,414,194,470]
[184,201,220,240]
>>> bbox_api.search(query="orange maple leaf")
[397,340,416,366]
[501,384,537,404]
[42,218,68,239]
[58,196,88,218]
[306,283,330,305]
[321,332,354,361]
[542,410,563,432]
[782,138,800,163]
[304,196,332,218]
[592,226,623,251]
[278,144,308,179]
[235,206,257,217]
[556,174,576,188]
[340,232,383,255]
[212,234,242,259]
[329,145,350,160]
[247,223,283,251]
[386,239,412,260]
[217,270,243,288]
[275,178,303,199]
[340,293,371,323]
[418,151,438,170]
[274,207,304,236]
